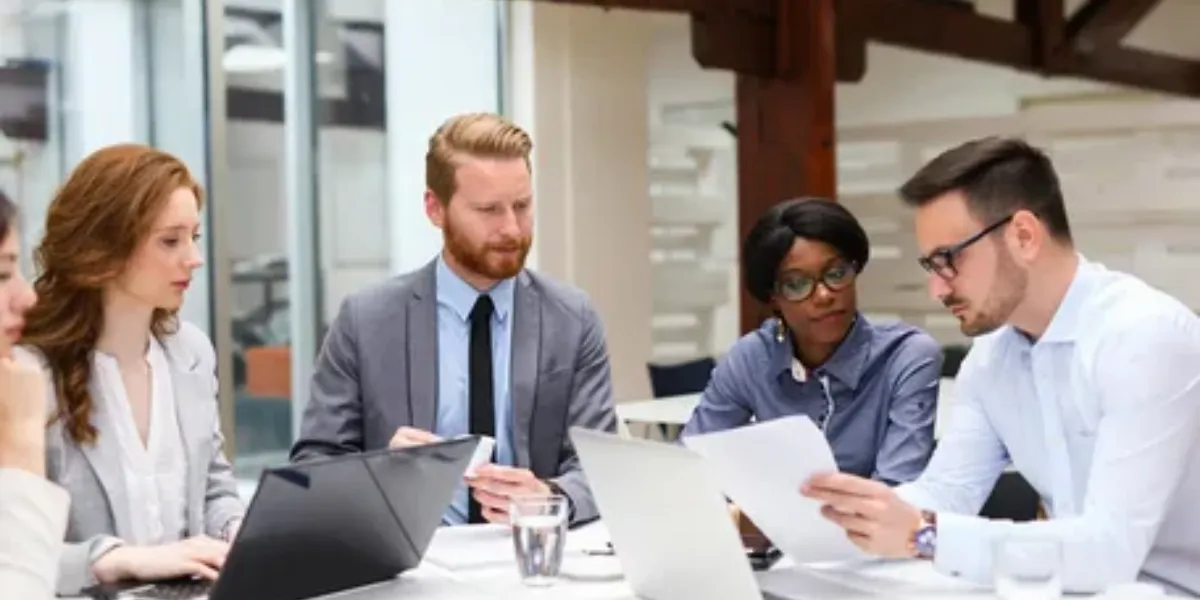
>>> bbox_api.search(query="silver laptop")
[570,427,881,600]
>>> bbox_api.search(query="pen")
[583,542,615,556]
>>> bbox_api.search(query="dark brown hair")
[22,144,203,445]
[898,136,1072,242]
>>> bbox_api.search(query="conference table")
[616,393,701,428]
[316,521,1010,600]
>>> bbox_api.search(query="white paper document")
[682,415,865,563]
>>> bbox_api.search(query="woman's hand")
[93,536,231,583]
[0,357,48,475]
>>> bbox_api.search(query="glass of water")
[510,494,569,587]
[993,535,1063,600]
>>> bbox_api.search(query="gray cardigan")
[15,322,245,596]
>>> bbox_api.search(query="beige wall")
[509,3,655,402]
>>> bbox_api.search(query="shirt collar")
[1025,253,1097,345]
[771,312,874,389]
[435,253,515,323]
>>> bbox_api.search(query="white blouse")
[92,340,188,546]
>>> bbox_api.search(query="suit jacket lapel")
[172,371,214,536]
[510,272,541,469]
[163,336,214,536]
[76,397,135,539]
[408,261,438,431]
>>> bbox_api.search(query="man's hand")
[465,464,551,524]
[0,357,48,476]
[387,427,441,449]
[800,471,922,558]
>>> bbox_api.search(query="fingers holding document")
[800,471,923,559]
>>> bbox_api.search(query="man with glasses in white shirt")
[801,136,1200,595]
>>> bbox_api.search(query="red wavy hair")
[22,144,203,445]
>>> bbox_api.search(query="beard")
[945,250,1027,337]
[444,216,531,281]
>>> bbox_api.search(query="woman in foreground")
[0,189,68,599]
[17,144,245,595]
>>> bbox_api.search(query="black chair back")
[647,357,717,398]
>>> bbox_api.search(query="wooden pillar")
[736,0,838,334]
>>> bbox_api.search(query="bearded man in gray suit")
[291,112,617,526]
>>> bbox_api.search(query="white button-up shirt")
[94,340,188,546]
[898,257,1200,594]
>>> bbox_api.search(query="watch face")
[915,524,937,557]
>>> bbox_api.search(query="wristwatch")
[912,510,937,560]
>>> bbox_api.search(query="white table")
[325,522,1012,600]
[616,393,700,427]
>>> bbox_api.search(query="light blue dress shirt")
[434,255,517,525]
[897,256,1200,595]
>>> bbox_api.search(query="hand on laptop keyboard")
[93,536,229,584]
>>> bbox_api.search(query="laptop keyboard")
[123,580,212,600]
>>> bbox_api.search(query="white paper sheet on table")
[682,415,865,564]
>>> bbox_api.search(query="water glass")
[510,494,569,586]
[992,535,1063,600]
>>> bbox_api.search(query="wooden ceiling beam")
[1070,46,1200,98]
[1015,0,1068,73]
[1066,0,1162,51]
[534,0,773,18]
[689,10,775,77]
[690,4,866,82]
[524,0,1200,97]
[835,0,1200,97]
[837,0,1034,68]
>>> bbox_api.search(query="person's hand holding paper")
[682,415,863,563]
[801,472,923,558]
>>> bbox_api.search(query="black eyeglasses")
[775,261,858,303]
[917,215,1013,280]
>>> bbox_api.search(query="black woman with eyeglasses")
[681,197,942,485]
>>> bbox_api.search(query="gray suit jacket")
[15,322,245,596]
[291,260,618,524]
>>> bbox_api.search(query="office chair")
[646,357,716,439]
[941,344,970,378]
[648,357,717,397]
[980,472,1042,521]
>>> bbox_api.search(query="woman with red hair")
[17,144,244,595]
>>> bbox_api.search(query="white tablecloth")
[328,522,1005,600]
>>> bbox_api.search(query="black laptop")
[87,436,478,600]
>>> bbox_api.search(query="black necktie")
[467,294,495,524]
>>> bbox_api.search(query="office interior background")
[2,0,1200,494]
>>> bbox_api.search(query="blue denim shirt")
[682,314,942,484]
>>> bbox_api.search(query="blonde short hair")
[426,112,533,204]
